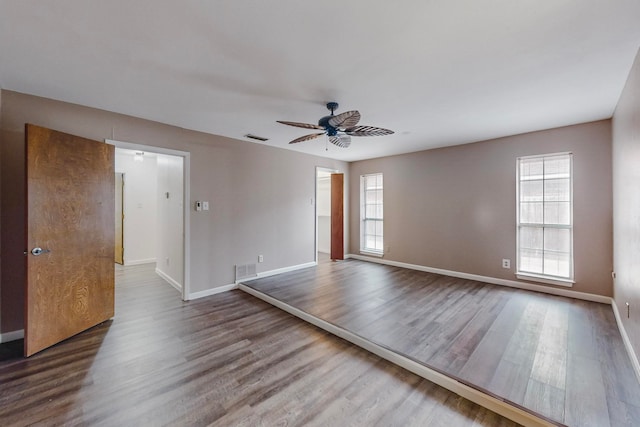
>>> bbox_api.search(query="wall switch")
[195,201,202,211]
[258,255,264,263]
[202,201,209,211]
[502,259,511,269]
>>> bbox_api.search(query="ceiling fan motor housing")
[318,116,339,136]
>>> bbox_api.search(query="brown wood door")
[115,173,124,265]
[330,173,344,260]
[25,124,115,357]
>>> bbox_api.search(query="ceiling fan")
[277,102,394,148]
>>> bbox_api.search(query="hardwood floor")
[0,263,519,426]
[242,258,640,427]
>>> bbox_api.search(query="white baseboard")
[347,254,611,304]
[0,329,24,343]
[187,283,238,300]
[239,261,317,284]
[611,300,640,384]
[125,258,156,266]
[155,268,182,292]
[239,284,554,427]
[184,261,318,301]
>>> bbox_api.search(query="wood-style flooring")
[242,257,640,427]
[0,263,519,426]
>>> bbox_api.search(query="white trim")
[516,273,574,287]
[125,258,156,266]
[183,262,317,301]
[0,329,24,343]
[348,254,611,304]
[611,299,640,384]
[239,284,555,427]
[106,139,191,302]
[360,250,383,258]
[187,283,237,300]
[239,261,317,283]
[155,268,182,292]
[360,172,384,254]
[516,153,574,283]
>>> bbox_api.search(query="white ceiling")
[1,1,639,162]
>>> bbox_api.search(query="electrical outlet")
[258,255,264,263]
[502,259,511,269]
[202,201,209,211]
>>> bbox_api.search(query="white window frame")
[516,152,574,286]
[360,173,384,256]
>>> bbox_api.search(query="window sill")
[360,250,384,258]
[516,273,574,287]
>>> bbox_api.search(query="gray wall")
[349,120,613,297]
[613,48,640,359]
[0,90,348,334]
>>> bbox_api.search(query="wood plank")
[242,258,640,426]
[0,263,519,426]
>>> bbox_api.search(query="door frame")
[115,172,125,265]
[106,139,191,301]
[315,166,339,264]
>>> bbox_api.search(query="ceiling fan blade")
[289,133,325,144]
[345,125,394,137]
[329,135,351,148]
[277,120,325,130]
[328,110,361,128]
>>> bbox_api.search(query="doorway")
[315,167,337,264]
[108,140,190,300]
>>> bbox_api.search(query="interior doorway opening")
[109,140,190,300]
[315,167,337,264]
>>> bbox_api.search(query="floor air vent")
[235,263,257,282]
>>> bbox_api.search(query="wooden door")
[330,173,344,260]
[115,173,124,264]
[25,124,115,357]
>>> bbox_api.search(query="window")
[361,173,383,254]
[517,153,573,284]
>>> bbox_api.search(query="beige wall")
[612,48,640,359]
[349,120,613,297]
[0,90,348,334]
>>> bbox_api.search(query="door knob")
[31,247,51,256]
